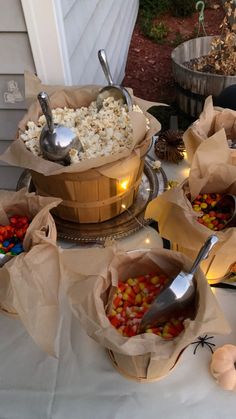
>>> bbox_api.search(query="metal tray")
[16,157,167,244]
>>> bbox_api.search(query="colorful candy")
[108,272,185,339]
[0,215,30,257]
[192,193,231,231]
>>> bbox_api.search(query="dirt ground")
[123,0,225,104]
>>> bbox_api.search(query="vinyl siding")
[0,0,35,190]
[61,0,139,85]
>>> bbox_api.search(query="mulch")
[123,1,225,105]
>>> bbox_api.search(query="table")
[1,157,236,419]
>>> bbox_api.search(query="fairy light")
[120,180,129,190]
[121,202,152,245]
[145,232,151,244]
[119,173,156,245]
[118,177,131,191]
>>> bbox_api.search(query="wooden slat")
[0,75,26,109]
[0,166,23,190]
[0,33,35,73]
[0,110,25,140]
[0,0,26,32]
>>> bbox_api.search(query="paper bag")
[0,188,62,355]
[145,134,236,281]
[61,246,230,381]
[183,95,236,163]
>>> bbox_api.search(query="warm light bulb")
[119,179,129,190]
[144,233,150,244]
[121,204,126,209]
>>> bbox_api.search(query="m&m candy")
[108,272,185,339]
[0,215,30,258]
[192,193,231,231]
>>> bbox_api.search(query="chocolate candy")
[192,193,231,231]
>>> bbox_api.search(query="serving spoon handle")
[38,91,54,134]
[189,234,219,275]
[98,49,114,85]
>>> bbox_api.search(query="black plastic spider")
[191,335,215,354]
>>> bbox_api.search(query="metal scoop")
[0,253,14,268]
[213,194,236,229]
[38,91,82,162]
[96,49,132,111]
[138,234,219,333]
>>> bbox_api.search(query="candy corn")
[108,272,185,339]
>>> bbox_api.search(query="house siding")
[60,0,139,85]
[0,0,35,190]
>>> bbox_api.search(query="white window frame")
[21,0,72,85]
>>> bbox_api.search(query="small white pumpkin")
[210,344,236,391]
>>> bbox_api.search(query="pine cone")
[154,130,185,163]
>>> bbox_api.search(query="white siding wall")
[60,0,139,85]
[0,0,138,190]
[0,0,35,190]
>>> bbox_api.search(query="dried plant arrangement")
[185,1,236,75]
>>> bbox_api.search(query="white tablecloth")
[1,157,236,418]
[0,285,236,419]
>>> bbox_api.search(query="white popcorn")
[151,160,162,170]
[21,97,149,164]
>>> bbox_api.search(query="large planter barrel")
[171,36,236,118]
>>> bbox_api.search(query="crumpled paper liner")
[0,73,161,223]
[145,134,236,282]
[0,72,161,177]
[183,95,236,163]
[60,246,230,380]
[0,188,62,355]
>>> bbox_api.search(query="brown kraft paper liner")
[0,188,62,356]
[60,246,230,381]
[0,72,161,177]
[145,134,236,282]
[183,95,236,164]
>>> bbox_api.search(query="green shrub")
[170,0,196,17]
[150,22,168,42]
[139,0,171,15]
[140,15,168,43]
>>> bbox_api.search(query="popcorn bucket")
[31,138,149,223]
[0,85,160,224]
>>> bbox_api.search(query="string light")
[145,232,151,244]
[121,202,152,245]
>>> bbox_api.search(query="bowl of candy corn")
[107,270,185,340]
[93,247,227,382]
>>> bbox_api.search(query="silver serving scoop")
[38,91,82,162]
[138,234,219,333]
[96,49,132,111]
[0,253,14,268]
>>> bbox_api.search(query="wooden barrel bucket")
[30,141,149,224]
[171,36,236,118]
